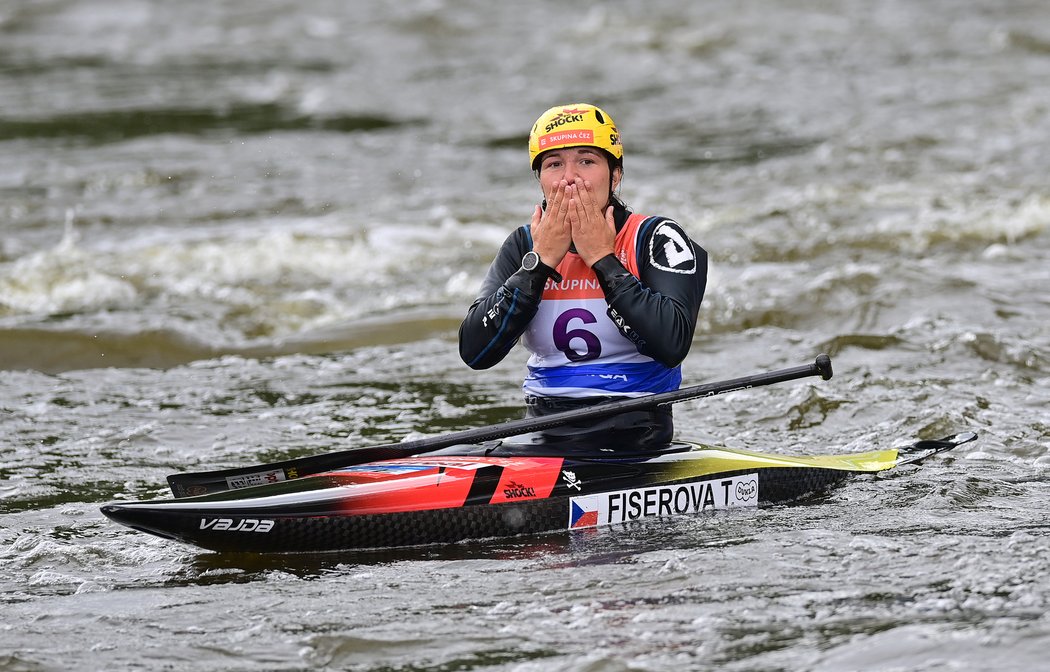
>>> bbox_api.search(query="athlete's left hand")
[568,178,616,267]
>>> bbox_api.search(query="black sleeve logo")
[648,222,696,274]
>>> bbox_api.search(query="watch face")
[522,251,539,271]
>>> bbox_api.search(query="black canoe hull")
[101,433,976,553]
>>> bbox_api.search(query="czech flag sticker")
[569,496,599,529]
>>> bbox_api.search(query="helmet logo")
[544,112,586,133]
[538,129,594,151]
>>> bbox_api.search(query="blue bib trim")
[524,361,681,396]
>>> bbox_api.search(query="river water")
[2,0,1048,670]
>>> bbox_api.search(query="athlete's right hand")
[530,180,572,269]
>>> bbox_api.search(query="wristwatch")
[521,251,562,282]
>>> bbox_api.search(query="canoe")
[100,432,976,553]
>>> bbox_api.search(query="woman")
[459,103,707,454]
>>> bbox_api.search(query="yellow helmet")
[528,103,623,170]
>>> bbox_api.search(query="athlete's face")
[537,147,622,208]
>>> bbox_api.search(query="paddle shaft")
[167,354,833,497]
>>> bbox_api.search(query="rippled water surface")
[2,1,1049,670]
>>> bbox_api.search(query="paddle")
[167,354,834,497]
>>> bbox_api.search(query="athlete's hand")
[568,178,616,267]
[530,179,572,268]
